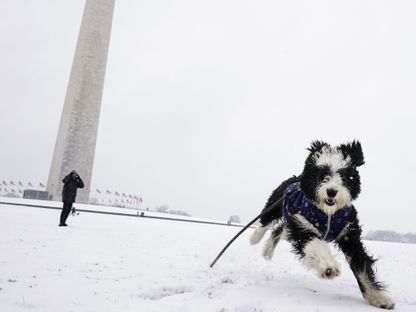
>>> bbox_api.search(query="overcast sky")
[1,0,415,232]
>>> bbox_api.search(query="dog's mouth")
[325,198,336,206]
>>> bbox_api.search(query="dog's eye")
[318,173,330,183]
[349,176,354,180]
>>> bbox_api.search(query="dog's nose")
[326,188,338,198]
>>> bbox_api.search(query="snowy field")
[1,204,415,312]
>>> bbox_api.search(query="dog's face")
[300,140,364,214]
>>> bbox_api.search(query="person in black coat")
[59,170,84,226]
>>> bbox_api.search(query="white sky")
[1,0,415,232]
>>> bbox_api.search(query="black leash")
[209,194,286,268]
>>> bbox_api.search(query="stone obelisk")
[47,0,115,203]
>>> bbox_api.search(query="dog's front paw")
[303,238,341,280]
[321,267,340,279]
[365,290,395,309]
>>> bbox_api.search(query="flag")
[10,181,15,186]
[139,197,143,203]
[115,192,120,196]
[28,182,33,187]
[39,182,45,188]
[96,189,101,194]
[106,190,111,194]
[18,181,23,187]
[11,189,15,193]
[2,181,7,186]
[122,193,127,197]
[128,194,132,199]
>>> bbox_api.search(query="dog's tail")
[249,224,271,245]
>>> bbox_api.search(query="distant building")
[23,189,51,201]
[228,215,241,224]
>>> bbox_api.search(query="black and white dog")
[250,141,394,309]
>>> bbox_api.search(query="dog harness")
[283,182,352,242]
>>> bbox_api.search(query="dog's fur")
[250,141,394,309]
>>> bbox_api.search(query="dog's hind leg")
[262,224,285,261]
[250,224,270,245]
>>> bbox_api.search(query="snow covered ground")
[1,203,415,312]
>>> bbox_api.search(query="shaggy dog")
[250,141,394,309]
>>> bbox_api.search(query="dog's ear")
[307,140,330,154]
[339,140,365,167]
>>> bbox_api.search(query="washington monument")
[47,0,115,203]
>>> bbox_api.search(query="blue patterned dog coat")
[283,182,352,241]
